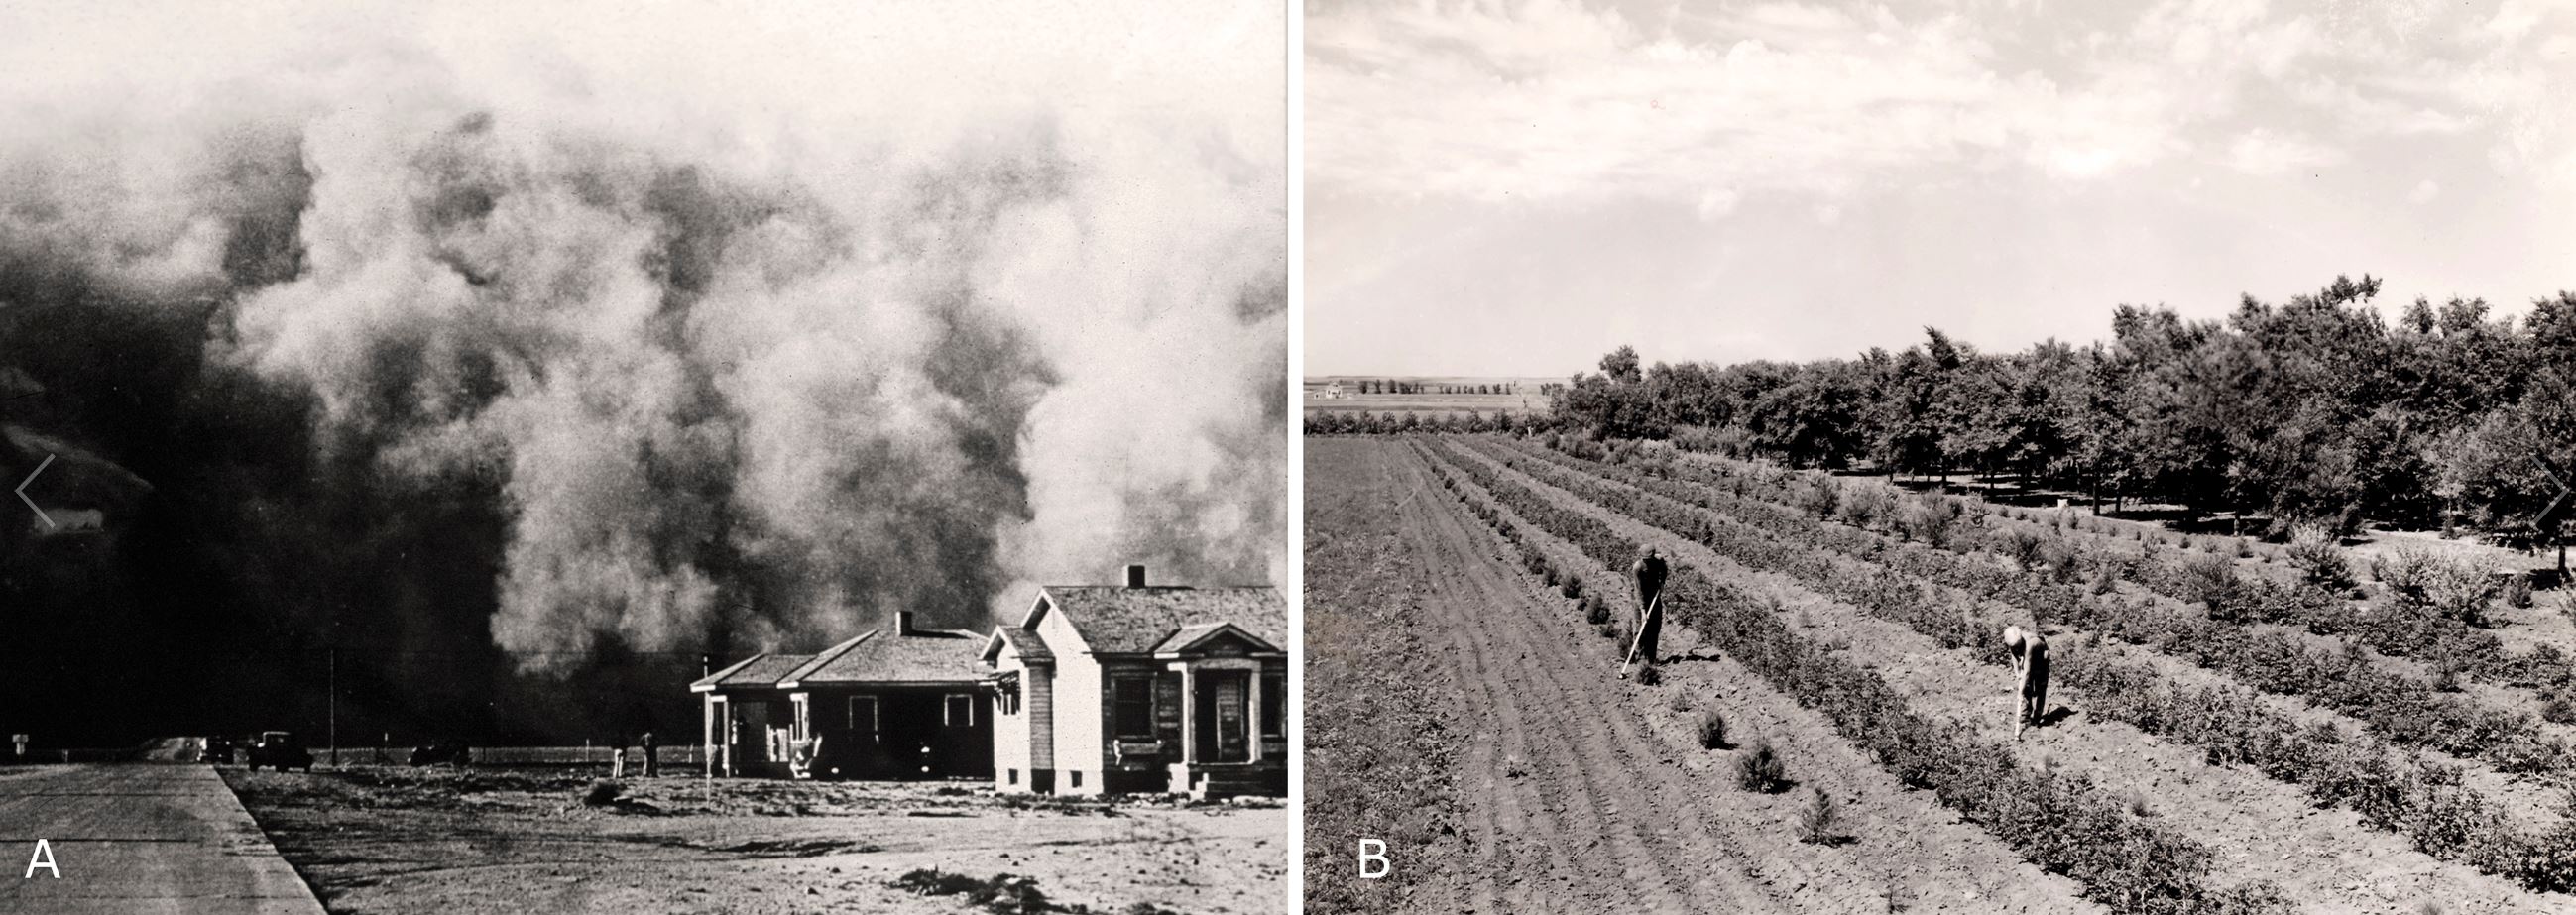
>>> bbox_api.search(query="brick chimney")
[1125,564,1147,588]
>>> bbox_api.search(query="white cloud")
[1308,0,2576,206]
[2410,178,2443,203]
[2226,129,2347,175]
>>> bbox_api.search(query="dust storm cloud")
[0,0,1282,734]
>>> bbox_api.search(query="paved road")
[0,764,325,914]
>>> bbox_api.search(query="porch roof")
[689,653,815,692]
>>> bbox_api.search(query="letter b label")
[1358,839,1389,879]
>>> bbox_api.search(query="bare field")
[1301,438,2090,913]
[1306,433,2576,914]
[222,766,1286,915]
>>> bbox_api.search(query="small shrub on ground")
[2422,561,2499,626]
[1697,710,1728,749]
[2040,540,2080,584]
[1736,740,1789,793]
[1584,598,1611,626]
[2506,575,2534,609]
[2285,525,2352,590]
[1796,789,1841,845]
[582,779,623,806]
[1636,662,1663,686]
[2183,552,2241,618]
[1899,500,1958,547]
[888,869,1071,914]
[1561,572,1583,599]
[1999,529,2045,570]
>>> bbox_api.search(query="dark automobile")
[244,731,313,772]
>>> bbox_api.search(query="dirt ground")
[1302,438,2097,913]
[1462,439,2568,912]
[220,766,1286,915]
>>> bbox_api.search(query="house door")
[1193,671,1251,763]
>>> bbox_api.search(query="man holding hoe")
[2004,624,2050,739]
[1624,547,1668,671]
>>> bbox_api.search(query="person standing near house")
[640,731,657,777]
[1630,547,1668,664]
[2004,625,2050,738]
[611,733,629,779]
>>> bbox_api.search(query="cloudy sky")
[1305,0,2576,376]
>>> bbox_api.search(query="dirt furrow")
[1399,440,2099,913]
[1390,445,1730,912]
[1458,442,2563,914]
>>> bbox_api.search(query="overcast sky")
[1305,0,2576,377]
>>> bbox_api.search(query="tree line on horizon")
[1337,379,1567,396]
[1544,276,2576,541]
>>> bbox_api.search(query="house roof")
[987,627,1053,664]
[1146,622,1278,655]
[1033,585,1285,654]
[780,628,985,686]
[689,653,815,692]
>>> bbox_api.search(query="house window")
[997,675,1022,715]
[945,694,975,727]
[1070,770,1082,789]
[848,697,878,732]
[1008,768,1018,785]
[1112,676,1154,739]
[1262,673,1286,739]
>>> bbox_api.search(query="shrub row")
[1413,440,2287,915]
[1418,442,1625,636]
[1487,436,2569,775]
[1681,445,2555,699]
[1461,435,2576,894]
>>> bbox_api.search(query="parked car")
[244,731,313,772]
[200,735,234,764]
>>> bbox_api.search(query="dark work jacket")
[1632,554,1668,604]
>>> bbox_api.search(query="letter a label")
[25,839,57,878]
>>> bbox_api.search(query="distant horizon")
[1305,279,2576,378]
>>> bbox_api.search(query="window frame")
[1111,675,1156,740]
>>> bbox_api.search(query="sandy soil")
[1301,439,1472,914]
[1302,438,2097,913]
[1458,438,2567,913]
[221,767,1285,915]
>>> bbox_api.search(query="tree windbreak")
[1548,277,2576,541]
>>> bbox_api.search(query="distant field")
[1303,376,1555,417]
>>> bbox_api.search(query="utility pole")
[327,648,338,768]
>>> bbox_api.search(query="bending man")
[1631,547,1668,665]
[2003,625,2050,739]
